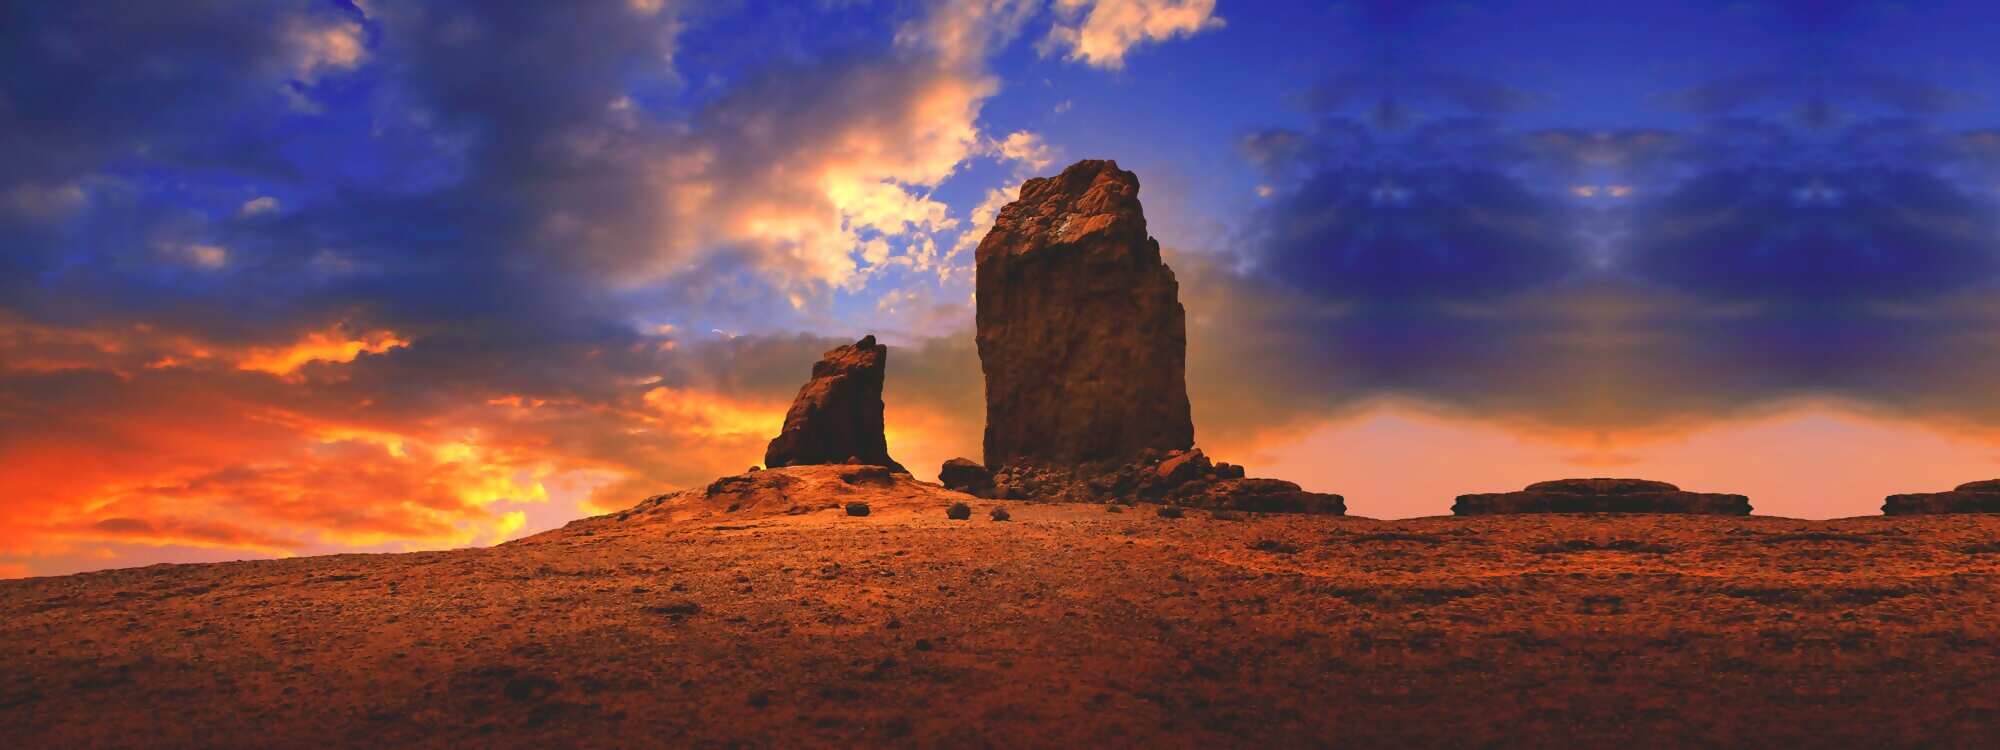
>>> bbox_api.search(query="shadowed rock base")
[1884,480,2000,515]
[1454,478,1752,515]
[945,448,1344,515]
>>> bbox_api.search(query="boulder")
[1176,478,1346,515]
[938,458,995,494]
[1883,480,2000,515]
[1454,478,1750,515]
[1156,449,1211,484]
[975,159,1194,467]
[764,335,905,473]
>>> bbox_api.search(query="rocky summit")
[1453,478,1752,515]
[1883,479,2000,515]
[975,159,1193,467]
[763,335,905,473]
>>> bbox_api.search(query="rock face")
[975,159,1193,468]
[1883,480,2000,515]
[764,335,905,473]
[1454,478,1751,515]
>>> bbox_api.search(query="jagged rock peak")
[764,335,905,473]
[976,159,1153,265]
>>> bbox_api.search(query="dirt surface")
[4,467,1999,748]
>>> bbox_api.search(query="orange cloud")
[238,326,410,376]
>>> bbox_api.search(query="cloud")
[238,197,280,217]
[0,312,985,575]
[284,15,369,82]
[1251,162,1580,301]
[1622,165,2000,304]
[1042,0,1224,70]
[1195,72,2000,457]
[237,325,411,377]
[996,131,1055,170]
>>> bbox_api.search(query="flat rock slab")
[1884,480,2000,515]
[1455,478,1751,515]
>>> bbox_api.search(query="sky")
[5,0,2000,578]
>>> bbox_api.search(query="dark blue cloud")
[1623,165,2000,304]
[1253,164,1578,301]
[1213,62,2000,436]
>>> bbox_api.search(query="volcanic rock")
[1883,480,2000,515]
[764,335,905,473]
[1173,478,1345,515]
[990,448,1343,515]
[937,458,995,495]
[975,159,1193,467]
[1454,478,1751,515]
[1156,449,1211,484]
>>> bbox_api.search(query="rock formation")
[764,335,905,473]
[954,159,1342,515]
[1883,480,2000,515]
[937,458,995,495]
[1453,478,1751,515]
[975,159,1193,467]
[961,449,1344,515]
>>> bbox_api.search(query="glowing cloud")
[1043,0,1224,70]
[238,327,410,377]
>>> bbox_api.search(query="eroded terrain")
[4,473,1998,748]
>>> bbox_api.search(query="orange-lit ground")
[3,467,1997,748]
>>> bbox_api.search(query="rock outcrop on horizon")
[1883,480,2000,515]
[1453,478,1751,515]
[939,449,1345,515]
[764,335,905,473]
[975,159,1193,467]
[937,458,995,495]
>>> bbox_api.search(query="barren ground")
[4,468,1998,748]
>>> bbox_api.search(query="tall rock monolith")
[974,159,1194,468]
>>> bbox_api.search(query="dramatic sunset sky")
[6,0,2000,578]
